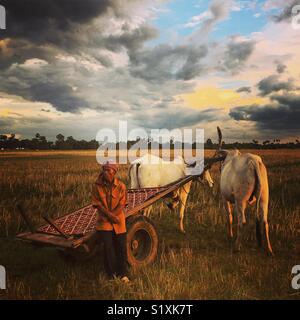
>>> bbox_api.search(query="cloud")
[103,23,158,54]
[218,36,256,73]
[184,11,213,29]
[229,92,300,131]
[0,0,133,44]
[0,1,163,113]
[0,57,90,112]
[0,113,51,134]
[275,61,287,73]
[0,0,161,69]
[0,38,60,69]
[270,0,299,23]
[132,106,224,130]
[130,44,208,81]
[236,86,252,93]
[0,0,299,141]
[257,75,297,96]
[186,0,235,48]
[29,83,89,113]
[195,0,234,35]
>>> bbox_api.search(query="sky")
[0,0,300,143]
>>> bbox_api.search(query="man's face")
[103,167,116,183]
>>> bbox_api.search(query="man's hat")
[102,161,119,173]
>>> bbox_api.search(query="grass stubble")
[0,149,299,300]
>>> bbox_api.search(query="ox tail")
[251,158,263,246]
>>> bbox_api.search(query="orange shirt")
[91,173,127,234]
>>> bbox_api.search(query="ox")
[128,153,214,234]
[216,129,273,255]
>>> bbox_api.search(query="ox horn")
[203,127,226,170]
[217,126,223,150]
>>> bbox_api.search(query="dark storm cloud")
[229,93,300,131]
[0,60,89,112]
[257,75,296,96]
[130,44,208,82]
[1,0,117,43]
[236,86,252,93]
[0,0,162,113]
[0,39,59,69]
[103,24,159,53]
[0,0,155,67]
[270,92,300,107]
[272,0,299,23]
[29,83,88,112]
[218,38,255,73]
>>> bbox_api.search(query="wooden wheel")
[126,215,159,268]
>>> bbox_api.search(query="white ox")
[128,153,214,233]
[218,149,273,255]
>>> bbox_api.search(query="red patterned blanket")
[38,186,169,236]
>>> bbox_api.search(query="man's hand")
[104,210,120,224]
[94,203,119,224]
[107,213,120,224]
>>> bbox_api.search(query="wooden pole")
[42,215,70,239]
[16,204,36,233]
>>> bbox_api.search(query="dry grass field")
[0,149,299,300]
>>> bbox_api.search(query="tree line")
[0,133,300,150]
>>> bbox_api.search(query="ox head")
[213,127,241,169]
[184,160,214,188]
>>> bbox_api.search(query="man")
[92,161,130,283]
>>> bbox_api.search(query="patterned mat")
[38,186,169,235]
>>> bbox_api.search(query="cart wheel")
[126,215,159,268]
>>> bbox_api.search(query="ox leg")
[223,200,233,241]
[179,198,186,234]
[259,202,273,256]
[178,182,192,234]
[234,201,246,252]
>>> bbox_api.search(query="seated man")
[91,161,129,283]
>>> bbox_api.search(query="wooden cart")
[15,158,224,269]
